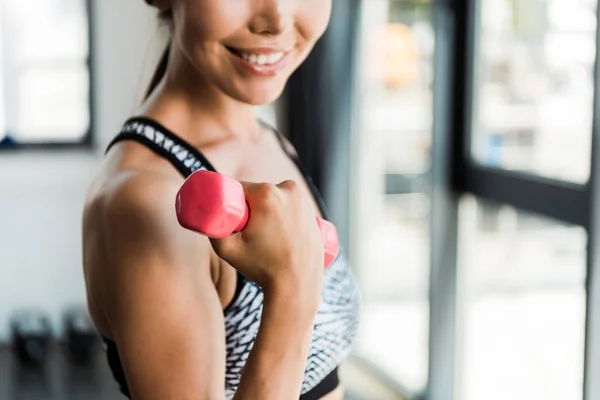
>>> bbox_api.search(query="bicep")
[102,175,226,400]
[112,263,226,400]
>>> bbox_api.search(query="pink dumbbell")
[175,170,339,268]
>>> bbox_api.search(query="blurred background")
[0,0,598,399]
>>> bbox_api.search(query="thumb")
[208,233,243,265]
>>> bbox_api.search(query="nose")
[249,0,294,36]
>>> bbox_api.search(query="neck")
[139,46,264,144]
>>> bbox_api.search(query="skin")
[82,0,344,399]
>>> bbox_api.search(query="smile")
[231,49,285,66]
[226,46,290,76]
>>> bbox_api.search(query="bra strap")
[106,117,216,177]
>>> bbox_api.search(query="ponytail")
[142,0,173,101]
[144,43,171,101]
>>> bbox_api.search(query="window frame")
[584,2,600,399]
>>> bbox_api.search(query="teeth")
[241,51,284,66]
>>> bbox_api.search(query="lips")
[226,46,288,67]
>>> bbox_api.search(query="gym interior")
[1,0,598,399]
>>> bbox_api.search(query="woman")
[82,0,360,399]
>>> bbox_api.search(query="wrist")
[262,279,320,321]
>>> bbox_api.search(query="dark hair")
[144,44,171,101]
[143,0,173,101]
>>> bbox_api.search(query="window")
[352,0,434,392]
[457,196,587,400]
[443,0,597,398]
[0,0,92,146]
[470,0,597,183]
[343,0,598,397]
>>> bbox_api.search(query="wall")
[0,0,164,342]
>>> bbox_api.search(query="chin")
[229,80,288,106]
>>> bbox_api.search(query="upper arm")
[102,173,225,400]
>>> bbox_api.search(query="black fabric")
[300,367,339,400]
[105,116,218,173]
[102,337,130,398]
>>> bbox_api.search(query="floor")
[0,342,394,400]
[0,342,123,400]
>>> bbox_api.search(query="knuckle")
[256,182,277,197]
[279,180,306,204]
[279,179,299,192]
[256,182,280,207]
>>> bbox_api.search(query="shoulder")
[84,168,211,269]
[85,168,178,226]
[104,170,180,226]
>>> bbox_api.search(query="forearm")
[233,286,317,400]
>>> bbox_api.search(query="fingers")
[209,179,295,262]
[239,179,304,212]
[276,179,299,193]
[239,179,299,196]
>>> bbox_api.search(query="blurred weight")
[10,309,52,366]
[63,307,98,363]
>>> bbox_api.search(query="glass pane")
[15,65,90,141]
[3,0,88,62]
[471,0,596,183]
[1,0,90,142]
[458,196,587,400]
[352,0,434,392]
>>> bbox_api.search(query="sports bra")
[101,117,360,399]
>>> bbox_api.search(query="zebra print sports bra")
[102,117,360,399]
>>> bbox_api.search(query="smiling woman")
[82,1,359,400]
[138,0,332,106]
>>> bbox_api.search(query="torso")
[84,117,359,400]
